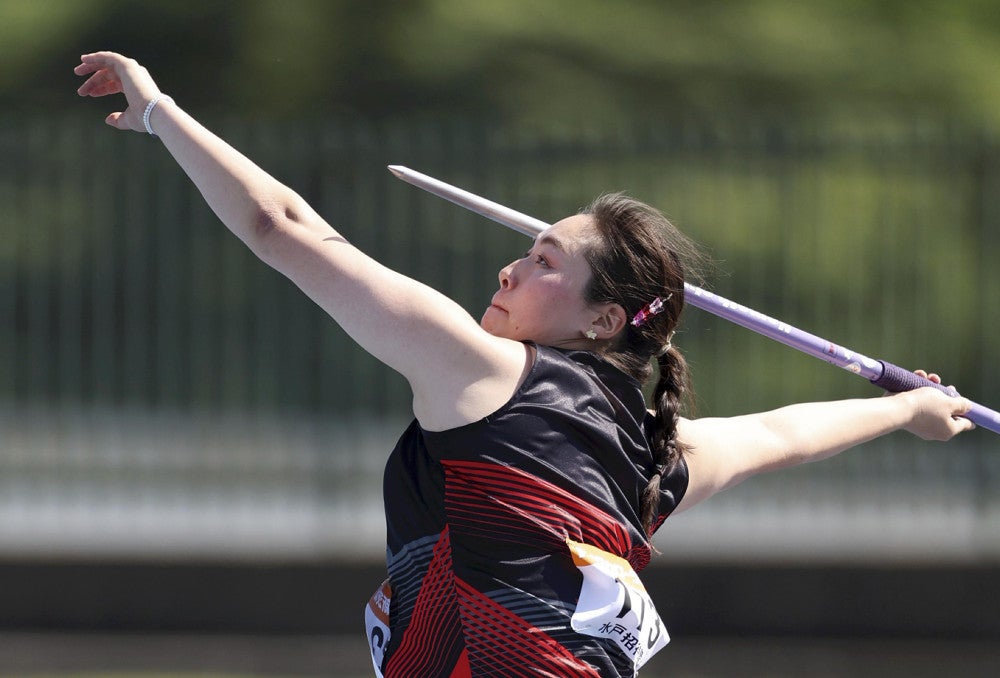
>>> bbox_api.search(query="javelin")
[388,164,1000,435]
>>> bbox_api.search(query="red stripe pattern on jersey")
[441,458,650,570]
[454,576,602,677]
[384,527,467,677]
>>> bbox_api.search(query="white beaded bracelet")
[142,94,174,136]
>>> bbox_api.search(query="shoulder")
[414,337,533,432]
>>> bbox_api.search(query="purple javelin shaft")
[388,165,1000,434]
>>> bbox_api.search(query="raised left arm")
[674,382,974,514]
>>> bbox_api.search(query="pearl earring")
[585,329,598,340]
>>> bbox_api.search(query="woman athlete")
[75,52,974,677]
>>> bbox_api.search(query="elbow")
[251,202,290,246]
[248,197,319,262]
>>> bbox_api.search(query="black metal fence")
[4,114,999,413]
[0,113,997,561]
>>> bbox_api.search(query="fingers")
[74,52,139,97]
[75,66,114,96]
[105,112,129,130]
[78,51,129,68]
[77,75,124,98]
[75,57,126,97]
[73,62,102,76]
[955,395,972,412]
[950,407,976,434]
[940,395,975,437]
[73,51,126,74]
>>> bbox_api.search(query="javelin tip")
[387,165,407,178]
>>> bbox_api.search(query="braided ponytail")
[641,346,690,536]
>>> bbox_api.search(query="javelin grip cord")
[388,165,1000,435]
[871,360,953,394]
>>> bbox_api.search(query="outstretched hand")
[74,52,162,132]
[897,369,976,441]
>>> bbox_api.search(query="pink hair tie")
[631,293,672,328]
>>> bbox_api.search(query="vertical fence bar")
[0,117,16,402]
[87,126,119,405]
[22,123,55,403]
[55,120,85,406]
[151,147,186,409]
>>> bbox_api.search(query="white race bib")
[567,539,668,672]
[364,579,393,678]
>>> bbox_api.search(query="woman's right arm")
[75,52,528,430]
[674,378,974,514]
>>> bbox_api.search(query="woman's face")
[481,214,603,347]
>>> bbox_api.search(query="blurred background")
[1,0,998,676]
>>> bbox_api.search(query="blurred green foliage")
[6,0,1000,128]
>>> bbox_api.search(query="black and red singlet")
[370,345,688,677]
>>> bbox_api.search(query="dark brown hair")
[580,193,704,537]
